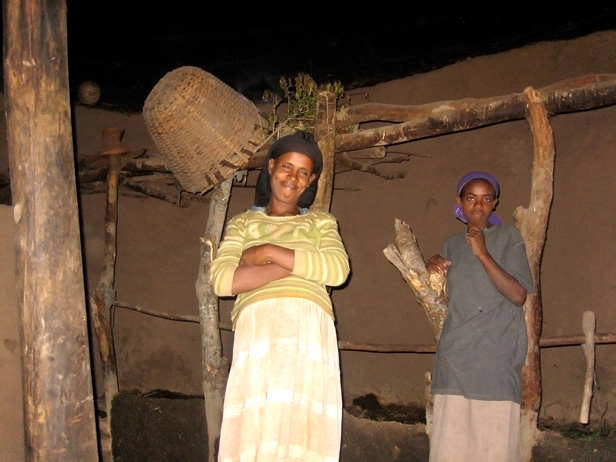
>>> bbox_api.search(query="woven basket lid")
[143,66,268,194]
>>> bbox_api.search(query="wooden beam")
[334,74,616,152]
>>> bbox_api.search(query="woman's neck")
[266,203,300,217]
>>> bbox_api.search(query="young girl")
[426,171,534,462]
[210,131,350,462]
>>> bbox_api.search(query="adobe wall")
[2,30,616,461]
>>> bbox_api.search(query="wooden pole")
[88,127,136,462]
[313,91,337,212]
[196,178,232,461]
[517,86,555,412]
[3,0,99,460]
[516,86,555,461]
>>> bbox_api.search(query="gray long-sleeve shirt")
[431,225,534,403]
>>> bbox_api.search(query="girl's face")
[456,178,498,228]
[268,151,316,207]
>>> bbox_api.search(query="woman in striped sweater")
[210,131,350,462]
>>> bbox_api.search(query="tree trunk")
[3,0,99,460]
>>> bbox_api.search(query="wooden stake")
[580,310,596,424]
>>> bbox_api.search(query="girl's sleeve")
[507,230,534,294]
[209,216,244,297]
[293,214,350,287]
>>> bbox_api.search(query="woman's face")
[268,151,316,206]
[456,178,498,228]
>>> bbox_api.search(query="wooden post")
[515,86,555,461]
[3,0,99,460]
[86,127,143,461]
[313,91,337,212]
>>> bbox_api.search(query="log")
[337,75,616,125]
[382,219,448,341]
[334,74,616,152]
[3,1,98,460]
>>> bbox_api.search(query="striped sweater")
[210,208,350,326]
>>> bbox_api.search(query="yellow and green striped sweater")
[210,208,350,326]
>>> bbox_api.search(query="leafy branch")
[262,73,350,135]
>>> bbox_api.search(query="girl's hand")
[426,255,452,274]
[466,226,488,256]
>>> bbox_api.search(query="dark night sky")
[65,2,616,112]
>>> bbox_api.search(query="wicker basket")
[143,66,268,193]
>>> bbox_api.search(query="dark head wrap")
[453,170,503,225]
[253,131,323,208]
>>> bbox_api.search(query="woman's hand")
[239,244,270,266]
[232,244,293,295]
[239,244,295,271]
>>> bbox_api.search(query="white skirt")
[218,298,342,462]
[429,394,521,462]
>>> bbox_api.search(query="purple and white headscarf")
[453,170,503,225]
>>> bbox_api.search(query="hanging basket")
[143,66,268,194]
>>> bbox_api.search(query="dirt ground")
[111,392,616,462]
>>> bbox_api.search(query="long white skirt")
[218,298,342,462]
